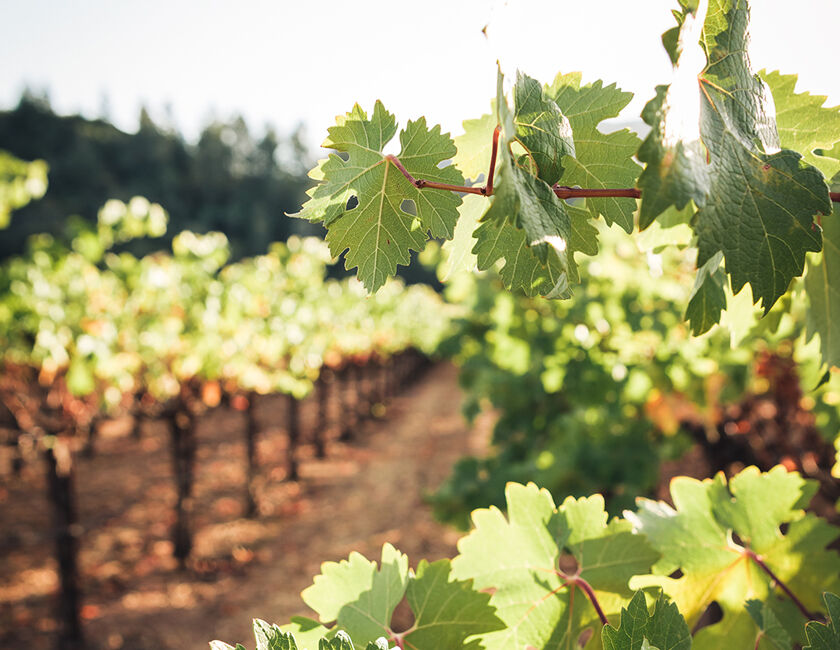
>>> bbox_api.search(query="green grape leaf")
[628,466,840,650]
[514,71,575,186]
[472,217,573,299]
[403,559,505,649]
[302,543,409,646]
[254,619,300,650]
[602,591,691,650]
[761,70,840,180]
[472,69,599,299]
[210,642,247,650]
[319,631,360,650]
[299,546,500,650]
[548,72,642,233]
[453,109,497,183]
[210,619,310,650]
[685,251,726,336]
[805,205,840,367]
[484,149,571,266]
[451,483,659,650]
[292,102,464,291]
[439,194,485,280]
[280,617,333,650]
[637,0,830,313]
[745,599,792,650]
[804,592,840,650]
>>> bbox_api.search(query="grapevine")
[3,0,840,648]
[251,0,840,648]
[0,192,453,647]
[292,0,840,369]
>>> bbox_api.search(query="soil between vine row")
[0,363,491,650]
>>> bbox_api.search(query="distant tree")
[0,94,313,260]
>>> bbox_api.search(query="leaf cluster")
[214,468,840,650]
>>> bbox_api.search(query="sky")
[1,1,839,155]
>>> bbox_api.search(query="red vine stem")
[570,576,609,626]
[553,186,641,199]
[485,125,501,195]
[385,125,840,205]
[744,548,816,620]
[385,155,485,196]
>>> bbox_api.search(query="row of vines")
[0,173,453,649]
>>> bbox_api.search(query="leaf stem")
[385,155,485,196]
[552,185,642,200]
[484,125,501,195]
[570,576,609,626]
[386,129,840,205]
[744,548,816,620]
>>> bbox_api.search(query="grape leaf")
[453,109,496,183]
[210,642,247,650]
[302,543,409,645]
[685,251,726,336]
[255,619,300,650]
[745,599,792,650]
[514,71,575,186]
[804,592,840,650]
[602,591,691,650]
[628,466,840,650]
[472,70,599,299]
[637,0,830,313]
[300,544,501,650]
[280,617,333,650]
[439,194,485,280]
[451,482,659,650]
[484,148,572,266]
[761,70,840,180]
[547,72,642,233]
[403,558,504,649]
[292,102,463,291]
[320,631,391,650]
[212,618,341,650]
[472,217,572,299]
[805,205,840,367]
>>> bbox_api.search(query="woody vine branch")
[386,124,840,205]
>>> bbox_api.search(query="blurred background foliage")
[0,92,312,259]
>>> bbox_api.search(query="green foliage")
[291,0,840,372]
[746,599,792,650]
[546,72,641,233]
[805,204,840,373]
[294,102,463,292]
[804,592,840,650]
[452,483,659,649]
[513,71,575,186]
[0,150,47,228]
[211,621,394,650]
[602,591,691,650]
[639,0,829,314]
[216,470,840,650]
[430,223,757,529]
[0,196,453,407]
[629,467,840,649]
[289,544,502,649]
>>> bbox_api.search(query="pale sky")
[1,1,838,154]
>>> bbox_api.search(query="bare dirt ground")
[0,362,492,650]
